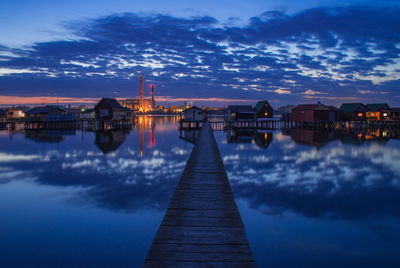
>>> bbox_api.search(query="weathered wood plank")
[146,251,254,262]
[143,122,255,267]
[144,261,256,268]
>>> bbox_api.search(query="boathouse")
[254,100,273,119]
[339,103,368,121]
[227,105,255,121]
[94,98,128,121]
[25,106,68,122]
[181,106,207,121]
[366,103,391,121]
[292,104,337,122]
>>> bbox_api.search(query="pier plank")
[143,122,255,267]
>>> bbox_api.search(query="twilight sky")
[1,0,399,107]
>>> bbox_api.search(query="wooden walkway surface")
[144,122,255,267]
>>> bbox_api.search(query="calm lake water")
[1,116,399,268]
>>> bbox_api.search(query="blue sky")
[1,0,400,106]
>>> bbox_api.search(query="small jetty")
[144,122,255,267]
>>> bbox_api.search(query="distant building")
[254,100,273,119]
[168,105,186,113]
[339,103,368,121]
[366,103,391,121]
[6,108,25,119]
[120,99,153,112]
[94,98,128,121]
[181,106,207,121]
[227,105,255,121]
[292,104,337,122]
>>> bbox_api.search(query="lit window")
[383,113,388,117]
[358,113,363,117]
[264,112,268,116]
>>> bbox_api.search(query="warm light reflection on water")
[0,117,399,267]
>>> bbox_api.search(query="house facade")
[366,104,391,121]
[94,98,128,121]
[254,101,273,119]
[181,106,207,121]
[227,105,255,121]
[339,103,368,121]
[292,104,337,122]
[25,106,67,122]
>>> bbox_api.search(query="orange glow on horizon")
[0,95,258,106]
[0,96,98,105]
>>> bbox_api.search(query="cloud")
[0,5,400,106]
[301,89,327,95]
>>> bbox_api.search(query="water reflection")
[216,128,400,267]
[95,130,129,153]
[218,128,400,221]
[25,129,76,143]
[0,116,189,213]
[179,129,200,144]
[1,120,400,267]
[227,129,274,149]
[283,129,336,148]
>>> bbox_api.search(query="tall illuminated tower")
[139,73,144,111]
[150,84,155,110]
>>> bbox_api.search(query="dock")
[180,119,400,132]
[144,122,255,267]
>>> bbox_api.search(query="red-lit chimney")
[139,73,144,111]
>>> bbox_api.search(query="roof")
[254,101,272,112]
[182,106,206,113]
[95,98,125,110]
[366,103,390,112]
[391,108,400,112]
[339,103,366,112]
[227,105,254,113]
[293,104,337,112]
[25,106,65,114]
[293,104,320,111]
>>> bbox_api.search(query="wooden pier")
[144,122,255,267]
[180,119,400,132]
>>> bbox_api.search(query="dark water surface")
[0,117,399,267]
